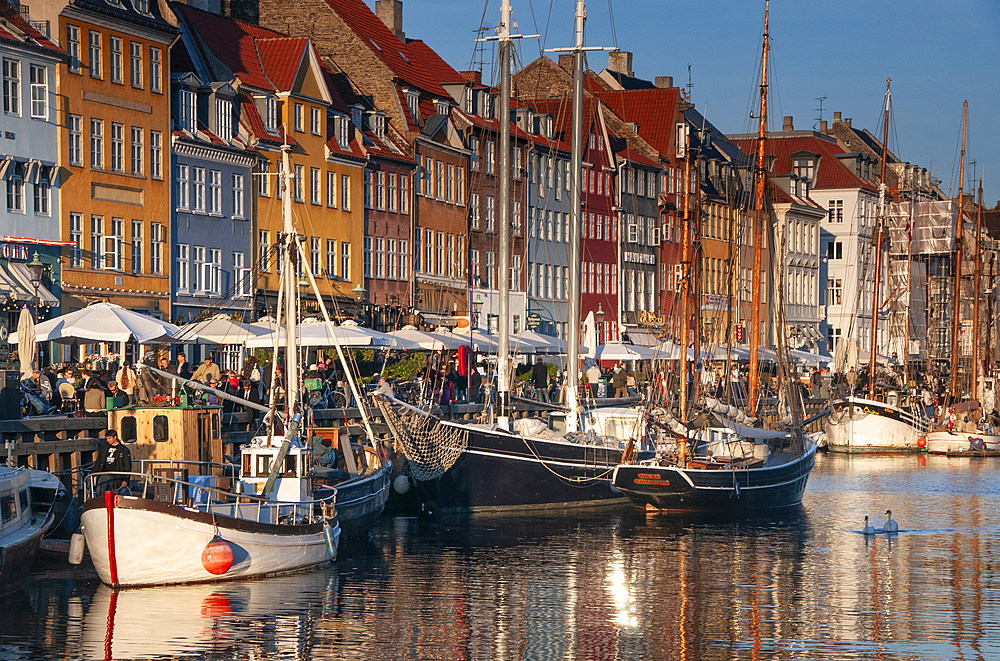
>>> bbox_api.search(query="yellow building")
[42,0,177,317]
[172,5,365,318]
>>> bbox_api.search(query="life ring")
[917,436,927,448]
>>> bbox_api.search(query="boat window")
[18,488,28,512]
[243,453,252,477]
[606,418,633,439]
[1,495,14,524]
[211,412,220,439]
[152,415,169,442]
[284,455,296,476]
[120,416,137,443]
[256,455,271,477]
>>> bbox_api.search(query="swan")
[863,516,878,535]
[883,509,898,533]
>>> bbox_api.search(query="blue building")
[169,65,256,331]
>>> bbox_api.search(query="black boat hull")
[332,463,392,538]
[612,440,817,513]
[418,424,648,512]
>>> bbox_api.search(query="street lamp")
[351,283,366,303]
[472,293,484,329]
[27,251,44,314]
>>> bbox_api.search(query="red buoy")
[201,535,234,575]
[917,436,927,448]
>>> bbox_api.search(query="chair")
[58,383,78,413]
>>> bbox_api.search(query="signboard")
[735,323,744,343]
[526,313,542,331]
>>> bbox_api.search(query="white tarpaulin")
[889,200,956,255]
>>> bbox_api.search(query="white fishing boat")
[826,394,929,453]
[0,466,59,596]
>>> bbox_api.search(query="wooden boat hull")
[81,493,338,588]
[416,423,646,512]
[825,397,926,453]
[611,439,817,513]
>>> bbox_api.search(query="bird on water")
[884,510,898,533]
[863,516,878,535]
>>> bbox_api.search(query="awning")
[0,262,59,306]
[624,329,660,347]
[418,311,458,328]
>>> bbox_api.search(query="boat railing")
[83,471,337,526]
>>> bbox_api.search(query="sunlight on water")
[4,453,1000,660]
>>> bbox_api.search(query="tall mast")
[868,78,891,400]
[972,179,983,400]
[747,0,769,418]
[949,101,967,400]
[496,0,513,429]
[679,132,691,421]
[281,145,299,417]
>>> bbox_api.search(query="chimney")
[783,116,794,132]
[845,118,852,128]
[654,76,673,89]
[820,120,828,133]
[375,0,405,43]
[608,50,633,77]
[558,54,573,73]
[833,111,842,123]
[460,70,482,85]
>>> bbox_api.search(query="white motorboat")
[825,395,930,453]
[923,429,1000,455]
[0,466,58,596]
[80,430,340,588]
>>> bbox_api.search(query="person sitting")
[192,355,220,384]
[375,377,395,398]
[106,380,129,407]
[83,381,107,415]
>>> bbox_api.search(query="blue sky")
[372,0,1000,205]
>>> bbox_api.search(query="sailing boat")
[376,0,653,513]
[824,80,931,453]
[78,145,401,587]
[611,0,817,512]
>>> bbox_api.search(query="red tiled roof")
[731,134,877,192]
[238,94,295,146]
[403,39,466,86]
[320,68,353,114]
[323,0,448,97]
[395,85,418,130]
[255,37,309,92]
[616,146,659,168]
[0,2,62,52]
[595,88,680,158]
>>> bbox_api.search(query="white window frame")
[176,164,189,210]
[149,47,161,93]
[67,25,81,73]
[88,30,102,79]
[176,244,189,292]
[90,119,104,169]
[69,115,83,166]
[150,130,162,179]
[209,170,221,214]
[192,167,205,212]
[70,212,83,267]
[110,122,124,171]
[3,58,20,116]
[29,64,46,119]
[215,98,231,140]
[109,36,123,84]
[232,174,244,218]
[179,89,197,132]
[130,41,142,88]
[130,220,142,274]
[311,106,321,135]
[326,171,337,208]
[130,126,143,175]
[150,222,163,274]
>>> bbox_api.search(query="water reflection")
[4,454,1000,659]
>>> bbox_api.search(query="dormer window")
[179,89,197,132]
[435,100,448,116]
[792,157,815,182]
[373,114,385,140]
[215,98,232,140]
[264,96,277,133]
[546,116,553,139]
[464,90,474,114]
[526,111,534,134]
[351,106,362,127]
[406,90,419,125]
[133,0,149,13]
[337,115,349,150]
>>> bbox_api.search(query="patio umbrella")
[175,314,267,345]
[10,302,181,344]
[597,342,651,361]
[16,306,34,379]
[511,330,565,354]
[244,320,421,350]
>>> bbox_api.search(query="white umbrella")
[789,348,832,365]
[511,330,565,354]
[244,320,420,350]
[389,328,461,351]
[597,342,651,361]
[10,302,181,344]
[175,314,267,345]
[448,329,500,352]
[16,307,34,379]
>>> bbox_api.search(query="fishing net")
[377,400,468,481]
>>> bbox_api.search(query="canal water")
[3,453,1000,660]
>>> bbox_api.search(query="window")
[192,167,205,211]
[6,174,23,213]
[399,239,408,280]
[90,119,104,169]
[406,90,419,124]
[90,215,103,269]
[33,175,49,215]
[375,237,385,278]
[179,89,196,132]
[828,199,843,223]
[827,241,843,260]
[486,140,495,174]
[134,0,149,13]
[176,164,189,209]
[149,47,161,93]
[513,201,522,236]
[376,171,386,209]
[264,97,277,132]
[456,167,464,205]
[149,130,162,179]
[29,65,46,118]
[130,126,143,175]
[258,159,269,197]
[3,58,19,115]
[209,170,221,214]
[110,36,123,84]
[176,244,189,291]
[341,174,350,210]
[234,252,248,296]
[233,174,244,218]
[293,102,303,132]
[445,164,453,202]
[445,234,453,277]
[150,222,163,274]
[485,251,495,289]
[388,173,398,212]
[470,193,480,229]
[827,278,843,306]
[69,115,83,166]
[258,230,269,272]
[311,106,321,135]
[130,42,142,88]
[130,220,142,273]
[310,237,320,277]
[69,212,84,267]
[191,245,204,292]
[326,239,336,277]
[470,136,479,171]
[215,98,231,140]
[326,172,337,207]
[89,31,102,78]
[293,165,303,202]
[341,242,351,280]
[67,25,81,73]
[336,114,349,148]
[105,217,123,270]
[435,231,443,275]
[400,174,409,213]
[109,123,124,171]
[363,169,372,208]
[513,147,522,178]
[486,195,495,232]
[209,249,221,294]
[434,160,443,200]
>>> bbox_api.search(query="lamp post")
[595,302,605,343]
[472,293,484,330]
[27,251,44,317]
[351,284,366,324]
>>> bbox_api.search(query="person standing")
[192,355,220,383]
[612,364,628,398]
[810,367,822,398]
[532,358,550,403]
[176,353,193,380]
[93,429,132,494]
